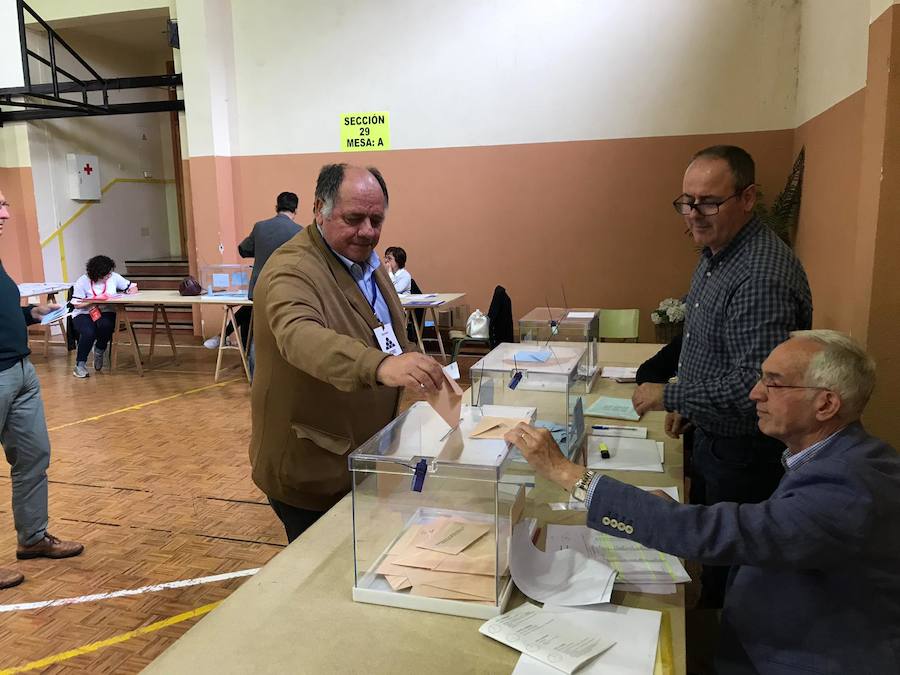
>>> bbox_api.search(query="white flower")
[666,305,686,322]
[651,311,663,324]
[659,297,681,310]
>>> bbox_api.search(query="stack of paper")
[479,603,617,674]
[507,604,662,675]
[600,366,638,383]
[584,397,641,421]
[586,436,664,473]
[376,517,500,604]
[509,522,616,606]
[545,524,690,594]
[39,306,71,325]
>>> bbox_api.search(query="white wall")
[24,21,179,279]
[796,0,869,125]
[177,0,802,158]
[870,0,900,22]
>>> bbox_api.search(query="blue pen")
[592,424,640,431]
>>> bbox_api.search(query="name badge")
[374,323,403,356]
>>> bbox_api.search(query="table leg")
[122,308,144,377]
[148,305,159,361]
[408,308,425,353]
[228,306,251,382]
[214,307,230,383]
[160,306,180,365]
[430,307,445,359]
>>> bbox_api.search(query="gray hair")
[315,163,389,217]
[791,329,876,418]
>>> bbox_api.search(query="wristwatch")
[570,469,597,503]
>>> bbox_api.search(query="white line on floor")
[0,568,259,613]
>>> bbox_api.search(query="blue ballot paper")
[514,349,552,363]
[585,396,641,421]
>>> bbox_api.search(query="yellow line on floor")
[48,378,242,432]
[0,601,220,674]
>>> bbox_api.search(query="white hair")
[790,329,876,418]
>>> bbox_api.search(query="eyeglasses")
[673,191,741,216]
[755,376,830,394]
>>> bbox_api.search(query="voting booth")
[349,402,530,619]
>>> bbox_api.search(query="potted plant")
[651,298,686,343]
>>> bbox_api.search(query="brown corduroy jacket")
[249,224,414,511]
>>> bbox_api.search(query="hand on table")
[376,352,445,393]
[632,382,665,415]
[503,423,584,492]
[664,411,693,439]
[126,283,139,294]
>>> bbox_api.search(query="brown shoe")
[0,567,25,589]
[16,533,84,560]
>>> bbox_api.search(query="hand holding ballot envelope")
[29,302,61,322]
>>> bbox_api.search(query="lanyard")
[90,281,106,298]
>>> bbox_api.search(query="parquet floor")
[0,336,470,673]
[0,340,282,673]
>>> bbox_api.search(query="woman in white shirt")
[384,246,411,295]
[70,255,137,378]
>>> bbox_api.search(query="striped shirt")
[782,427,846,471]
[663,217,812,436]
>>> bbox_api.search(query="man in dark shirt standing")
[631,146,813,606]
[0,189,83,590]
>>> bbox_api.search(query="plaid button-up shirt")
[664,217,812,436]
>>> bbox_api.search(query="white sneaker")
[73,363,89,378]
[203,335,221,349]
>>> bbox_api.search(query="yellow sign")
[340,112,390,152]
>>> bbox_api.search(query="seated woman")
[383,246,411,295]
[71,255,138,378]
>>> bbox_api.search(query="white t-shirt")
[71,272,131,316]
[390,267,412,295]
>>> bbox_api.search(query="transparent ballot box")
[468,341,587,461]
[518,307,600,385]
[200,264,251,297]
[350,402,529,619]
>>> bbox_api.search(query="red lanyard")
[90,281,105,298]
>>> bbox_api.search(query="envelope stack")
[376,517,502,604]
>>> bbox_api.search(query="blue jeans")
[0,359,50,546]
[74,311,116,363]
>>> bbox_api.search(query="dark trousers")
[268,497,324,544]
[690,427,784,608]
[73,312,116,363]
[224,306,252,347]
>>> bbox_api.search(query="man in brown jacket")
[250,164,445,542]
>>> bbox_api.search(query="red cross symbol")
[83,163,93,175]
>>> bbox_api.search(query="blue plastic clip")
[509,370,523,390]
[411,458,427,492]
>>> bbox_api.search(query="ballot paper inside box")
[349,402,529,619]
[470,342,588,462]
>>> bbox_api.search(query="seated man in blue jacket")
[506,330,899,674]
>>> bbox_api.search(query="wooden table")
[401,292,466,358]
[145,342,684,675]
[102,290,253,381]
[18,282,72,356]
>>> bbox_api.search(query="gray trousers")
[0,359,50,546]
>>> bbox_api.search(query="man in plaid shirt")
[632,145,812,606]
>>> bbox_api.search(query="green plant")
[755,146,805,247]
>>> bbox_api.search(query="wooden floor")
[0,340,283,673]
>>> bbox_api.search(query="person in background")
[383,246,411,295]
[204,191,301,351]
[0,188,84,590]
[71,255,137,378]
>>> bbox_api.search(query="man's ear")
[313,199,324,226]
[815,390,842,422]
[741,184,758,213]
